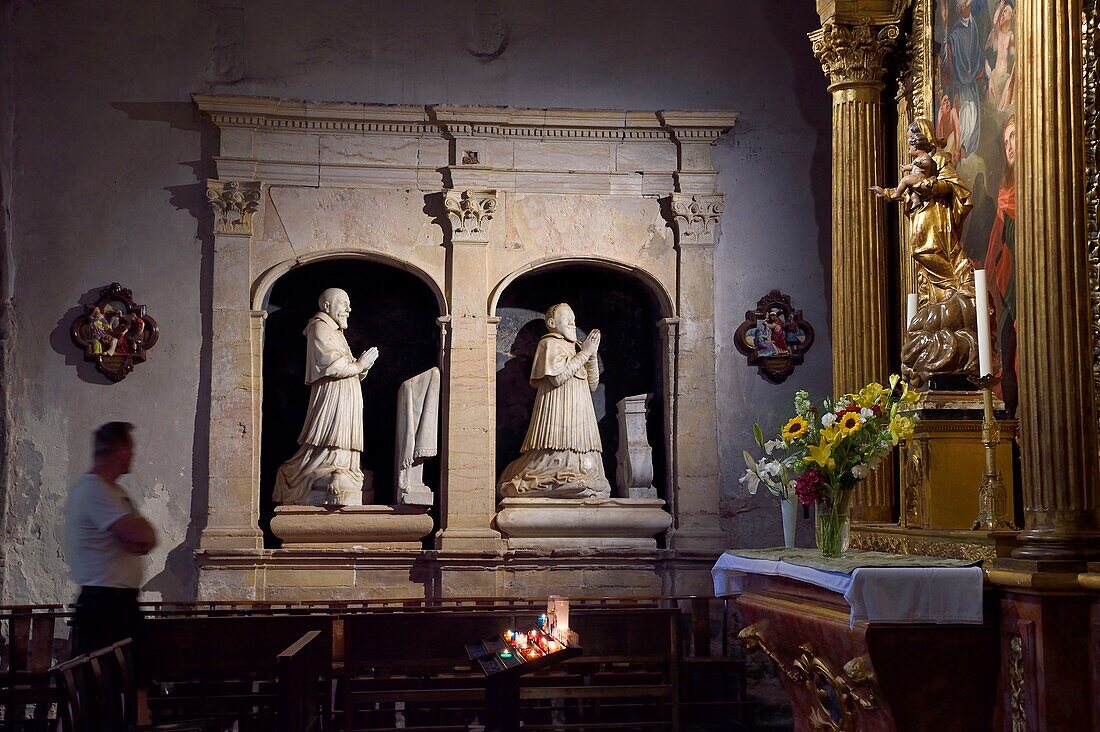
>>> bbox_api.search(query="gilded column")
[810,21,898,524]
[1011,0,1100,559]
[435,189,503,551]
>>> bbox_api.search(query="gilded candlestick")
[968,374,1014,531]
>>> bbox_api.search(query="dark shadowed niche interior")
[494,264,667,499]
[261,259,441,548]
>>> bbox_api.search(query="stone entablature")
[193,94,736,599]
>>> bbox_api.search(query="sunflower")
[782,416,810,441]
[838,412,862,434]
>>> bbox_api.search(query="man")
[63,421,156,723]
[274,288,379,506]
[498,302,611,499]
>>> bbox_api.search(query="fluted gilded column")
[1011,0,1100,559]
[810,22,898,524]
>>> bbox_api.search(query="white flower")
[764,439,784,455]
[851,464,870,479]
[761,461,783,478]
[739,469,760,495]
[821,413,837,428]
[860,407,875,422]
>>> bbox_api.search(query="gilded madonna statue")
[872,118,988,386]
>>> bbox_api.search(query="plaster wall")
[0,0,831,603]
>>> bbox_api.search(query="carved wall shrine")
[194,95,736,600]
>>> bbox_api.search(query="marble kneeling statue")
[498,303,612,499]
[274,288,379,507]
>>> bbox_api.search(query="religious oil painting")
[734,290,814,384]
[934,0,1017,409]
[70,282,159,382]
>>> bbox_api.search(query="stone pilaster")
[811,21,898,524]
[1011,0,1100,559]
[435,188,502,551]
[200,179,264,550]
[665,193,725,553]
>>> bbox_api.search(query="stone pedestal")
[615,394,657,500]
[270,504,434,549]
[494,497,672,550]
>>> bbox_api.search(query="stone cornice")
[810,21,900,88]
[194,94,737,141]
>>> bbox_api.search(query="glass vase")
[815,492,851,558]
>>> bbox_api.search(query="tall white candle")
[906,293,918,329]
[974,269,993,377]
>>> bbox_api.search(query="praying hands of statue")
[581,329,601,356]
[357,347,380,380]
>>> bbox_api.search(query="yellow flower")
[889,374,901,391]
[855,382,889,408]
[838,412,862,434]
[889,414,915,445]
[782,416,810,441]
[807,438,836,470]
[899,381,923,404]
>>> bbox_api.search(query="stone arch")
[491,259,672,512]
[252,249,448,317]
[257,256,443,546]
[487,256,675,320]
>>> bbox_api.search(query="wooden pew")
[277,629,327,732]
[341,610,534,731]
[52,638,214,732]
[143,615,333,730]
[0,605,67,730]
[519,608,681,732]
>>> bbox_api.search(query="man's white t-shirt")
[63,473,143,589]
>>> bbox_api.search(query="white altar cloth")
[711,550,984,627]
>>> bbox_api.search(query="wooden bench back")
[143,614,333,680]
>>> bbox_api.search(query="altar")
[714,549,996,732]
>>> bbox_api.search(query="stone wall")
[0,0,831,603]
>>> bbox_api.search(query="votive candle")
[906,293,918,329]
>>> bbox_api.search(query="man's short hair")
[93,422,134,458]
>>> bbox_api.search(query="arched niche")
[493,262,668,501]
[259,258,442,547]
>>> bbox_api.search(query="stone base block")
[494,497,672,550]
[270,504,434,549]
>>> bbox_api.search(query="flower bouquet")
[740,375,921,557]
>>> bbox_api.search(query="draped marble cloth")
[394,367,440,504]
[274,312,366,505]
[498,333,611,499]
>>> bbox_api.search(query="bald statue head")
[545,303,578,342]
[319,288,352,330]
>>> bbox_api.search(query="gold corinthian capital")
[811,21,900,91]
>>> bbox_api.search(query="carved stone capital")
[810,21,899,89]
[444,189,497,243]
[206,180,261,235]
[668,194,724,248]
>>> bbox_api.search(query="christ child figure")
[871,153,939,204]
